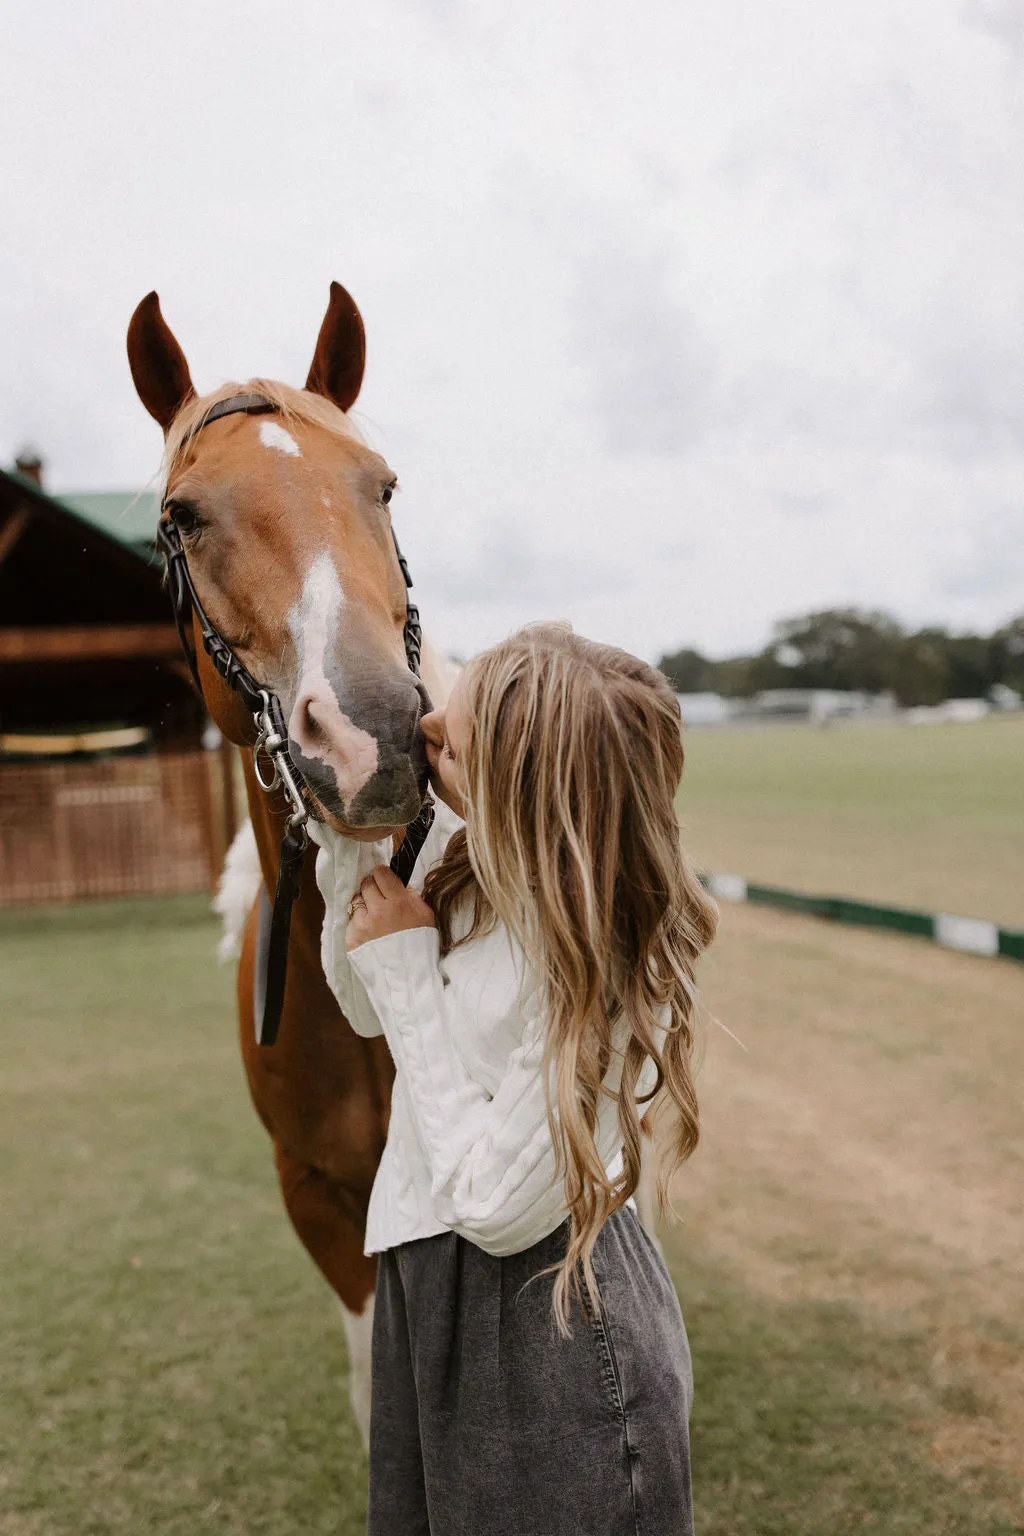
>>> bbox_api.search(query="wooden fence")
[0,750,226,905]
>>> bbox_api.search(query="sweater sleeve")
[310,801,465,1041]
[310,828,388,1039]
[347,926,655,1255]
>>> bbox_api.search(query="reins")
[158,392,434,1047]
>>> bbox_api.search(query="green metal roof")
[1,468,156,569]
[58,490,160,553]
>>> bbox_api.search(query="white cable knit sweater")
[310,810,657,1258]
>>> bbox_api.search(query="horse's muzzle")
[287,674,431,830]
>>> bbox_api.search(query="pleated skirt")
[368,1203,694,1536]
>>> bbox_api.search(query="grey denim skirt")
[368,1203,694,1536]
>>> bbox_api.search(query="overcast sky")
[3,0,1022,662]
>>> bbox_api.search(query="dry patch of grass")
[664,902,1024,1529]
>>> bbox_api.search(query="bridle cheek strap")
[158,393,433,1047]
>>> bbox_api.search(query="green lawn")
[678,715,1024,928]
[1,900,366,1536]
[672,901,1024,1534]
[3,895,1022,1532]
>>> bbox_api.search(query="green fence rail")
[701,873,1024,964]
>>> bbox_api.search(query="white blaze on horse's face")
[126,285,431,835]
[259,419,302,457]
[287,553,381,814]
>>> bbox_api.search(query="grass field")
[0,899,368,1536]
[671,714,1024,1531]
[672,903,1024,1533]
[3,718,1023,1532]
[678,715,1024,928]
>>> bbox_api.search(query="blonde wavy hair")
[423,623,718,1335]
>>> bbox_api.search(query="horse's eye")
[165,500,204,536]
[381,485,393,507]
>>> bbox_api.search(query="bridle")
[157,392,434,1047]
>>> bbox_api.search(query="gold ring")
[347,894,366,918]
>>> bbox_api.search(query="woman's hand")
[345,865,437,952]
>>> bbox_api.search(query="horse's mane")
[162,379,366,485]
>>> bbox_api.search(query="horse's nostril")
[287,683,381,808]
[295,695,330,756]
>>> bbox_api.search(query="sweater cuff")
[347,925,443,1026]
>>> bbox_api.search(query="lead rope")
[157,399,433,1046]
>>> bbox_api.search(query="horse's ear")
[305,281,366,412]
[127,291,196,432]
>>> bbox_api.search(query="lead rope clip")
[252,692,309,842]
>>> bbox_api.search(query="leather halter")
[158,392,434,1046]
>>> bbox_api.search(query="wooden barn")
[0,453,237,905]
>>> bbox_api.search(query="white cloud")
[962,0,1024,56]
[1,0,1021,666]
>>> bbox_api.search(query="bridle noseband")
[158,393,434,1047]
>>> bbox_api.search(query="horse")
[127,282,453,1441]
[127,281,663,1449]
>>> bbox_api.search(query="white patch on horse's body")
[259,419,302,457]
[340,1295,374,1449]
[288,553,379,809]
[213,820,262,960]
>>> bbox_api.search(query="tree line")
[658,608,1024,707]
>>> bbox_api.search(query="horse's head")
[127,283,429,837]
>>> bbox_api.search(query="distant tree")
[742,648,789,694]
[655,608,1024,706]
[938,632,996,697]
[657,646,760,698]
[992,614,1024,693]
[746,608,904,694]
[893,626,1009,703]
[890,632,949,706]
[658,647,711,693]
[705,655,758,698]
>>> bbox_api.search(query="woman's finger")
[359,875,387,916]
[344,907,374,951]
[367,864,406,899]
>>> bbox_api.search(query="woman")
[336,623,716,1534]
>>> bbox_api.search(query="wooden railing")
[0,750,223,905]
